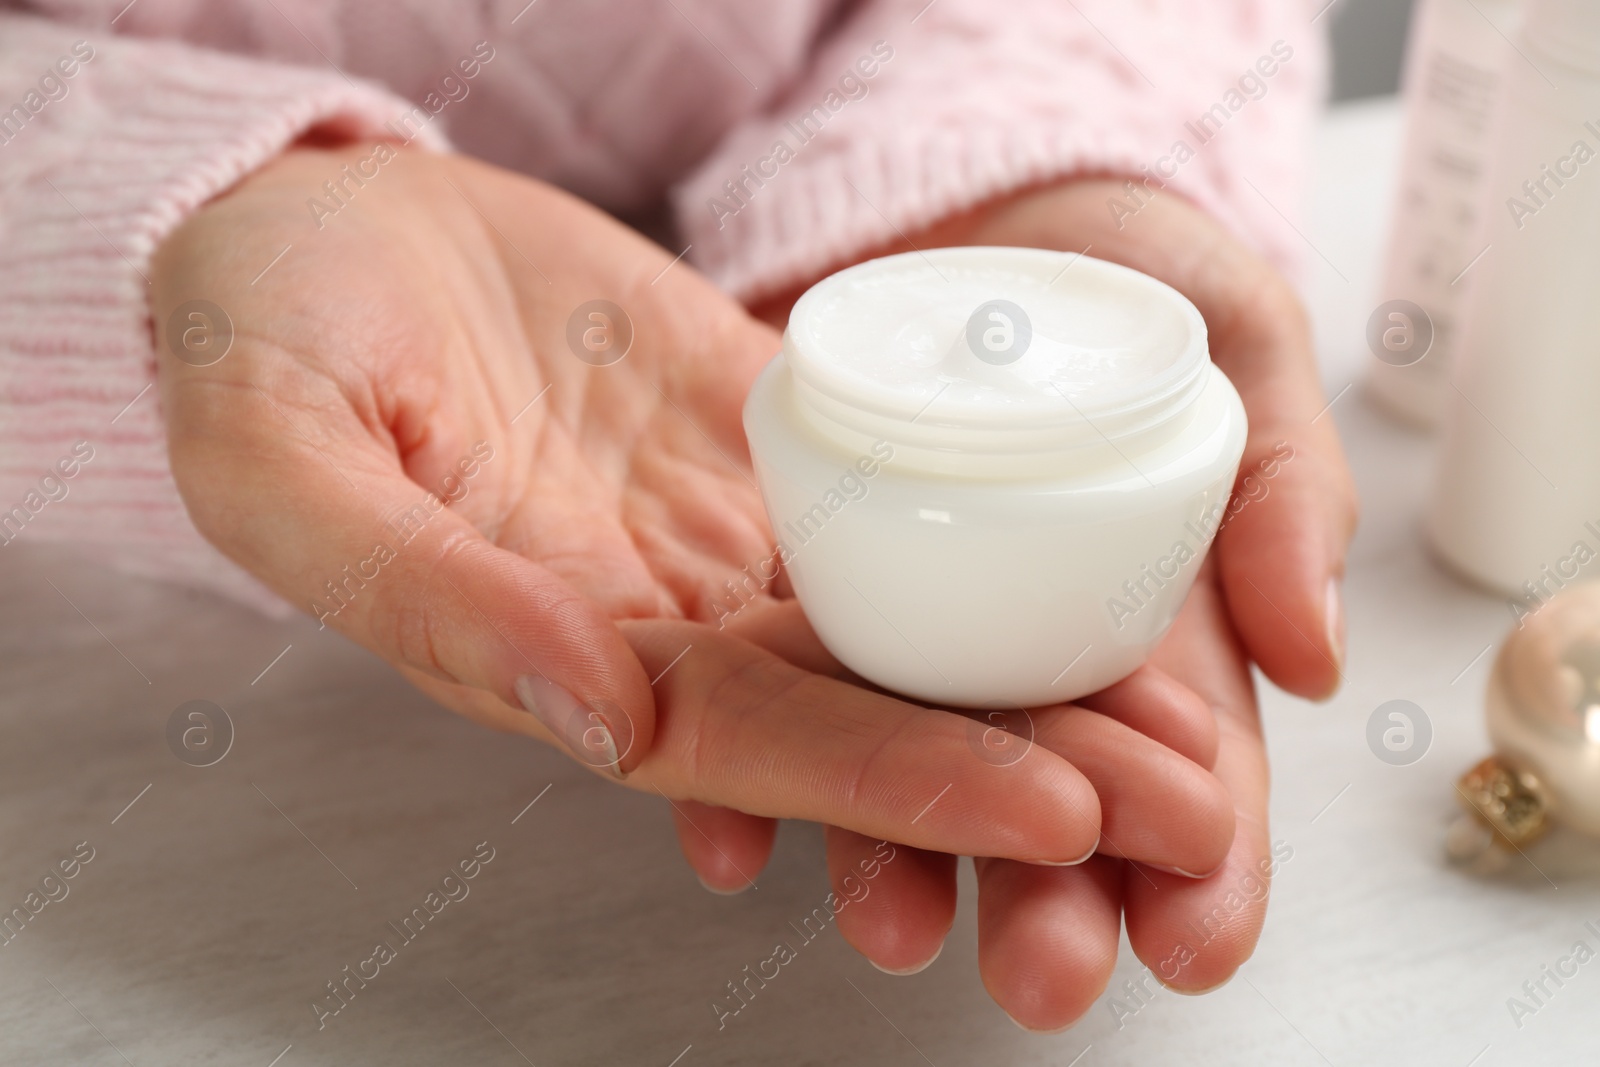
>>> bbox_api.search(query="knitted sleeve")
[0,13,443,608]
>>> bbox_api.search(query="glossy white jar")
[742,247,1247,707]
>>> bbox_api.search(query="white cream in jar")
[743,247,1247,707]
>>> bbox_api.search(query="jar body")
[743,356,1247,707]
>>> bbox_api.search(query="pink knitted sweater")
[0,0,1325,607]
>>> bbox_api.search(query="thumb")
[166,383,654,777]
[1215,429,1353,701]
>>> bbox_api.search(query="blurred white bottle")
[1429,0,1600,595]
[1367,0,1521,428]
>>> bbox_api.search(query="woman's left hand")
[682,175,1359,1029]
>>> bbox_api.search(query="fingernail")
[696,873,752,897]
[1035,838,1099,867]
[1163,972,1235,997]
[515,675,623,779]
[1003,1009,1073,1035]
[870,941,943,976]
[1144,863,1216,879]
[1325,576,1346,674]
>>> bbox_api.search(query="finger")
[671,801,776,894]
[1026,706,1234,876]
[730,599,1231,872]
[159,378,655,777]
[1103,208,1358,701]
[1075,663,1219,769]
[975,855,1123,1032]
[620,619,1102,864]
[1125,575,1274,993]
[825,829,956,975]
[1215,420,1355,701]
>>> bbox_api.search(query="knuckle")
[372,530,477,682]
[680,653,801,781]
[836,707,918,819]
[1202,245,1308,356]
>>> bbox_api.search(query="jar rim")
[782,247,1211,454]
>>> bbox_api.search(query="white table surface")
[5,97,1598,1067]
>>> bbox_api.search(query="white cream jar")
[743,247,1246,707]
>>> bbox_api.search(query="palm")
[491,299,779,624]
[390,168,780,626]
[172,146,781,632]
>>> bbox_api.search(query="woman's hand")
[740,176,1358,1027]
[149,146,1231,869]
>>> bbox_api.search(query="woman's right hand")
[149,142,1231,875]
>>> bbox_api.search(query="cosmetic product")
[1367,0,1520,429]
[742,247,1246,708]
[1429,0,1600,595]
[1448,580,1600,871]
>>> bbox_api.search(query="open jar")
[743,247,1247,707]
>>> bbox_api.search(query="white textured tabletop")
[4,99,1597,1067]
